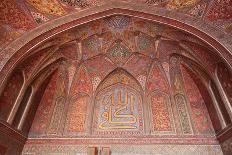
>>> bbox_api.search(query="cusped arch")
[92,68,145,135]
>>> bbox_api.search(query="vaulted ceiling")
[0,0,231,51]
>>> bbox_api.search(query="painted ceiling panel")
[0,0,231,52]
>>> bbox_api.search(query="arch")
[96,68,143,93]
[91,68,144,135]
[178,55,231,133]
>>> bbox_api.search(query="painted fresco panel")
[47,97,66,135]
[22,144,223,155]
[217,63,232,104]
[181,65,214,135]
[123,53,151,77]
[175,94,193,134]
[147,63,168,92]
[151,92,173,133]
[29,71,58,137]
[0,71,24,120]
[84,55,116,79]
[69,66,92,97]
[64,96,89,135]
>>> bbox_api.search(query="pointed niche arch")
[146,60,175,134]
[92,68,144,136]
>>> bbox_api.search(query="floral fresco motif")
[181,65,214,135]
[65,96,89,134]
[147,62,169,92]
[69,65,92,97]
[29,71,58,136]
[26,0,66,16]
[151,92,172,132]
[0,13,226,154]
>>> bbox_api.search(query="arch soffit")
[0,1,232,85]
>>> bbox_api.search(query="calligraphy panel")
[93,85,143,136]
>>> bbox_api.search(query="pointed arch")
[96,68,143,93]
[146,60,170,93]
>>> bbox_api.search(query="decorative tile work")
[92,76,101,91]
[0,0,231,54]
[188,1,207,17]
[136,75,146,90]
[0,25,25,51]
[1,13,227,155]
[60,0,90,8]
[64,96,89,134]
[97,87,140,130]
[137,33,154,52]
[206,0,232,33]
[207,0,232,21]
[31,11,49,24]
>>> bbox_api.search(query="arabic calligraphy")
[98,88,139,130]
